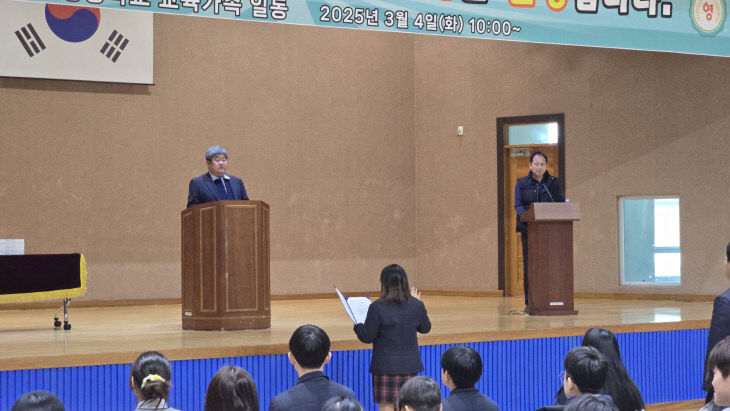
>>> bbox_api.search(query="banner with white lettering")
[5,0,730,58]
[0,0,153,83]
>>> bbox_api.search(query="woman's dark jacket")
[354,297,431,374]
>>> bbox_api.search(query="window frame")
[618,195,681,286]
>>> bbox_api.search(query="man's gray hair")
[206,145,228,161]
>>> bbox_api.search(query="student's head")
[380,264,411,304]
[129,351,172,402]
[398,376,442,411]
[563,346,608,397]
[580,328,644,411]
[563,394,618,411]
[204,365,259,411]
[709,336,730,406]
[440,346,482,389]
[320,396,364,411]
[288,324,331,370]
[581,328,621,364]
[11,391,64,411]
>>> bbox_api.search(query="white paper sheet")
[334,285,371,324]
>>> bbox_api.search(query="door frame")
[496,113,566,292]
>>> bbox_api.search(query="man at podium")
[514,151,564,313]
[187,145,249,208]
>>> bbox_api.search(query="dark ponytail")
[130,351,172,402]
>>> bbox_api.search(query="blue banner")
[12,0,730,57]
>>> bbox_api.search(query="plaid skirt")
[372,373,417,405]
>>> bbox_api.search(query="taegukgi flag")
[0,0,153,84]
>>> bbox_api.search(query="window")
[619,196,681,285]
[506,122,559,145]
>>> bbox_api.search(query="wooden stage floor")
[0,295,712,373]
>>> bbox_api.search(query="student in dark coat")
[441,346,499,411]
[269,325,356,411]
[563,394,617,411]
[537,346,612,411]
[554,328,644,411]
[704,242,730,403]
[354,264,431,411]
[700,336,730,411]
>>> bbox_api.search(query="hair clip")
[141,374,166,389]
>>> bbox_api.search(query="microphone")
[541,182,555,202]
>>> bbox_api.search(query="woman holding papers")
[353,264,431,411]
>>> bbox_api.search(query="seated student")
[555,328,644,411]
[398,376,442,411]
[204,365,259,411]
[440,346,499,411]
[11,391,65,411]
[564,394,618,411]
[321,396,365,411]
[538,346,611,411]
[269,324,356,411]
[704,242,730,404]
[129,351,180,411]
[700,336,730,411]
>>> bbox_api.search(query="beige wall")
[414,36,730,294]
[1,15,728,300]
[0,15,416,300]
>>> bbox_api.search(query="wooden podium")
[521,202,580,316]
[181,200,270,330]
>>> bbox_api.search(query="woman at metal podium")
[514,151,565,314]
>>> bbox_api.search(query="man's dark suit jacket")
[268,371,356,411]
[187,173,248,208]
[442,387,499,411]
[705,288,730,398]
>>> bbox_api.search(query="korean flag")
[0,0,153,84]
